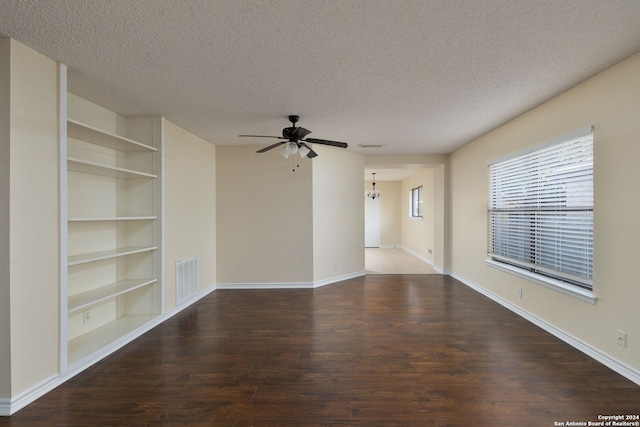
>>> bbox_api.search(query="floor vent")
[176,256,198,305]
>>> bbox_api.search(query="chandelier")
[366,172,382,199]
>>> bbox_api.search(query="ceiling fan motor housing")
[283,127,295,139]
[243,114,347,158]
[283,115,301,139]
[283,126,311,140]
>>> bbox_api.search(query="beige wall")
[449,52,640,373]
[365,180,401,247]
[0,37,11,399]
[401,169,435,264]
[67,93,122,134]
[216,145,364,285]
[164,119,216,307]
[313,146,365,281]
[364,154,448,168]
[216,145,314,284]
[1,39,60,397]
[434,164,447,272]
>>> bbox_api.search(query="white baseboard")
[164,285,217,317]
[0,375,58,416]
[313,271,366,287]
[449,272,640,387]
[217,271,366,289]
[397,245,434,267]
[1,284,218,416]
[216,282,315,289]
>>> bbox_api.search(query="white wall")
[313,146,365,282]
[1,39,60,397]
[449,52,640,375]
[365,180,401,247]
[216,145,314,284]
[164,119,216,307]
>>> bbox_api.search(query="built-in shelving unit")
[69,216,158,222]
[68,279,159,312]
[67,118,158,152]
[67,156,158,179]
[67,246,159,266]
[64,108,162,367]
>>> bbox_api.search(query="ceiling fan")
[239,115,348,159]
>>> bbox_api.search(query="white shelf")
[68,157,157,179]
[67,118,157,152]
[68,314,158,364]
[68,246,158,266]
[69,216,158,222]
[63,106,162,372]
[68,279,158,312]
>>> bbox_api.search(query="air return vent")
[176,256,198,305]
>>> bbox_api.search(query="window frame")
[486,127,595,304]
[410,185,423,218]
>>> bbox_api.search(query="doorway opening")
[363,164,444,275]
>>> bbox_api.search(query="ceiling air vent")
[360,144,383,148]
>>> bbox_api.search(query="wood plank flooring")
[2,274,639,426]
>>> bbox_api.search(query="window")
[411,186,423,217]
[487,128,593,292]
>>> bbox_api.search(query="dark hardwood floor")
[2,274,639,426]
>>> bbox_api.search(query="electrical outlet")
[517,287,523,299]
[83,309,91,324]
[617,330,627,348]
[335,263,341,271]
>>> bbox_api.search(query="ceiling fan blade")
[300,142,318,158]
[256,141,286,153]
[292,127,311,139]
[304,138,348,149]
[239,134,285,139]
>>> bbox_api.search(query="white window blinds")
[488,128,594,290]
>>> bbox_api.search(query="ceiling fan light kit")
[240,115,348,170]
[298,145,311,158]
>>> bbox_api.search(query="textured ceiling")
[2,0,640,162]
